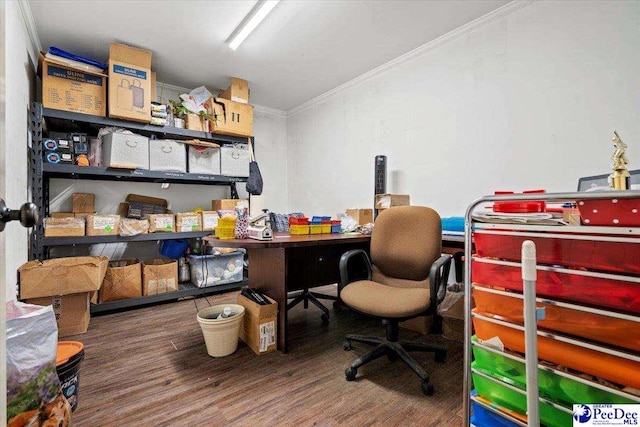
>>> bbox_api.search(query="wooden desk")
[203,233,371,353]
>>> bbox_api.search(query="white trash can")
[197,304,245,357]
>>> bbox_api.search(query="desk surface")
[203,232,371,248]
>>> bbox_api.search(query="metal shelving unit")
[28,102,250,313]
[463,190,640,426]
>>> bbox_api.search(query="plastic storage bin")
[189,252,244,287]
[472,310,640,390]
[473,229,640,275]
[472,337,638,407]
[470,392,522,427]
[309,224,322,234]
[471,365,572,427]
[473,286,640,352]
[472,257,640,314]
[290,224,309,235]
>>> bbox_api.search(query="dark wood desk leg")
[247,247,288,353]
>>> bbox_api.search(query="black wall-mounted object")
[0,199,38,232]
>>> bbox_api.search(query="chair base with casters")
[343,318,447,396]
[287,288,337,324]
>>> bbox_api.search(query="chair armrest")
[429,254,452,310]
[338,249,372,293]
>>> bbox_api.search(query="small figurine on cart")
[609,130,631,190]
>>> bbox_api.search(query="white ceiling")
[29,0,509,111]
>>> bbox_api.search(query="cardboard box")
[185,113,208,132]
[50,212,75,219]
[149,139,187,173]
[375,194,410,210]
[211,199,246,211]
[74,212,94,222]
[400,315,434,335]
[102,132,150,170]
[100,259,142,302]
[142,259,178,295]
[346,208,373,225]
[108,42,152,123]
[119,218,149,236]
[72,192,95,213]
[218,77,250,104]
[176,212,202,232]
[86,214,120,236]
[439,291,469,343]
[201,211,219,231]
[25,293,91,337]
[151,71,157,103]
[39,53,106,117]
[44,217,85,237]
[18,256,109,299]
[237,293,278,354]
[205,97,254,137]
[220,144,250,177]
[148,214,175,233]
[125,194,168,218]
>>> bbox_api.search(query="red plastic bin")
[473,230,640,275]
[472,257,640,314]
[473,285,640,352]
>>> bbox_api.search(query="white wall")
[4,0,38,301]
[286,1,640,217]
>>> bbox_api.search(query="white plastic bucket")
[196,304,245,357]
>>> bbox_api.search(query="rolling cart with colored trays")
[463,190,640,426]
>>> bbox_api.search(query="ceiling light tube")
[227,0,280,50]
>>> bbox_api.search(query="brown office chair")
[338,206,452,395]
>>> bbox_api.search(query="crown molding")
[17,0,41,65]
[287,0,534,117]
[254,104,287,118]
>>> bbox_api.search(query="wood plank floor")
[68,286,465,426]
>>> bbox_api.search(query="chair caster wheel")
[343,339,352,351]
[435,349,447,363]
[421,380,435,396]
[345,367,357,381]
[321,313,329,325]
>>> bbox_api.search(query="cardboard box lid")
[19,256,109,299]
[109,42,152,68]
[183,139,220,149]
[38,51,107,78]
[125,194,168,208]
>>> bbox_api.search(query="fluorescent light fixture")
[227,0,280,50]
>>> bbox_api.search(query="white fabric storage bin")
[149,139,187,173]
[188,146,221,175]
[102,132,149,170]
[220,143,250,177]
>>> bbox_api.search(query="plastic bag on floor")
[6,300,71,427]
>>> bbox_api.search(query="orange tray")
[472,258,640,314]
[472,310,640,390]
[473,286,640,352]
[473,229,640,275]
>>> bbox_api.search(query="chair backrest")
[370,206,442,288]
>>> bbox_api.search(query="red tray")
[473,230,640,275]
[472,258,640,314]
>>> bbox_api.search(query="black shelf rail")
[90,279,248,314]
[43,231,213,246]
[43,164,247,185]
[42,106,251,145]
